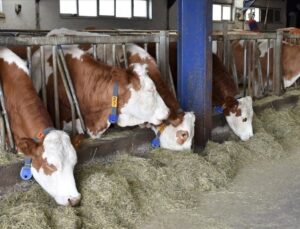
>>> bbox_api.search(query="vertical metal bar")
[247,41,252,97]
[243,40,248,97]
[0,115,5,151]
[155,42,160,67]
[144,43,148,52]
[52,46,60,129]
[92,44,97,60]
[255,41,264,96]
[26,46,32,78]
[57,52,76,136]
[103,44,107,63]
[122,43,128,68]
[57,47,86,133]
[230,47,239,92]
[159,31,170,85]
[223,21,229,69]
[274,31,283,95]
[0,82,14,151]
[112,44,116,66]
[266,39,270,94]
[40,46,47,108]
[178,0,212,148]
[251,40,257,97]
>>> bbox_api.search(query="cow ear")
[17,138,43,158]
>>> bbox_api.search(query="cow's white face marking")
[0,47,29,74]
[118,63,169,127]
[258,39,273,58]
[284,72,300,88]
[225,96,254,141]
[31,131,81,206]
[155,112,195,151]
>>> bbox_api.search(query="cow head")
[18,130,80,206]
[118,63,170,127]
[153,112,195,151]
[224,96,254,141]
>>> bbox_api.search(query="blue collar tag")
[151,124,166,149]
[109,82,119,124]
[20,157,32,181]
[151,137,160,148]
[214,106,224,114]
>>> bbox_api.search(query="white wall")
[169,0,287,32]
[0,0,168,30]
[0,0,35,29]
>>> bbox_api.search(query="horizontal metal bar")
[212,33,277,41]
[283,34,300,39]
[0,35,161,46]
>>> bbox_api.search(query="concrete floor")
[142,151,300,229]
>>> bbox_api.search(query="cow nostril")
[68,197,81,207]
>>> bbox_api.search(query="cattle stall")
[0,30,178,153]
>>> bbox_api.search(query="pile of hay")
[0,151,21,166]
[0,90,300,228]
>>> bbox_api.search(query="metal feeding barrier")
[0,30,177,152]
[213,28,300,98]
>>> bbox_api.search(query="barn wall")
[252,0,287,31]
[169,0,287,32]
[0,0,35,30]
[0,0,168,30]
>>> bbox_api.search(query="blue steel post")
[177,0,212,148]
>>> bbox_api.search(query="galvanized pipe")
[52,46,60,129]
[0,114,5,151]
[57,46,86,132]
[155,42,160,67]
[112,44,116,66]
[40,46,47,108]
[255,43,264,96]
[56,51,76,136]
[243,40,248,97]
[0,82,15,151]
[144,43,148,52]
[266,39,270,94]
[230,48,239,91]
[247,40,253,97]
[103,44,107,63]
[274,31,283,95]
[122,43,128,68]
[92,44,97,60]
[26,46,32,77]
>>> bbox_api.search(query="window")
[116,0,132,18]
[60,0,77,15]
[213,4,232,21]
[60,0,152,19]
[253,8,281,24]
[245,8,260,22]
[79,0,97,16]
[99,0,114,16]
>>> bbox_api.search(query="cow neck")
[128,54,183,126]
[66,55,131,114]
[0,60,53,142]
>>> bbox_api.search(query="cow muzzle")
[68,195,81,207]
[176,130,189,145]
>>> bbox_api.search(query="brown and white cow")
[32,45,170,138]
[36,28,195,151]
[0,47,80,206]
[212,54,253,141]
[115,44,195,150]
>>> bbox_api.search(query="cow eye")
[242,118,247,122]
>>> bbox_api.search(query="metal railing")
[212,29,300,98]
[0,30,176,152]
